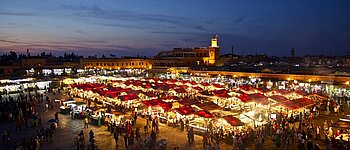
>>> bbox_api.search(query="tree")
[9,51,17,60]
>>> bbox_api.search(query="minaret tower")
[208,35,220,65]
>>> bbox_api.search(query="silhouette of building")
[291,48,295,58]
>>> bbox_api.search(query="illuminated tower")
[208,35,220,65]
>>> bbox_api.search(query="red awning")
[195,110,213,118]
[174,88,187,93]
[295,90,308,96]
[71,83,105,91]
[178,98,199,106]
[212,84,224,88]
[143,92,157,97]
[279,98,315,110]
[192,86,203,91]
[195,102,221,111]
[201,82,210,86]
[175,105,194,116]
[165,96,180,100]
[142,99,172,111]
[213,89,230,98]
[118,94,139,101]
[223,115,244,126]
[274,89,291,95]
[269,95,289,103]
[240,85,253,91]
[213,89,228,94]
[237,93,269,105]
[189,81,197,85]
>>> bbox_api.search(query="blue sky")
[1,0,350,56]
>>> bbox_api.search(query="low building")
[81,58,152,69]
[21,57,48,68]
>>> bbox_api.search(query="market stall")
[188,110,213,133]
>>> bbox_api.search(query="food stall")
[59,98,75,114]
[140,99,172,122]
[69,101,88,119]
[188,110,213,133]
[273,98,315,119]
[240,109,269,128]
[211,115,245,134]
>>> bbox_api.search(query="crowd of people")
[0,90,61,150]
[108,114,165,150]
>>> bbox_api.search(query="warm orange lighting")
[287,78,290,81]
[308,79,311,83]
[346,81,349,85]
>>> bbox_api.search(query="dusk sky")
[1,0,350,57]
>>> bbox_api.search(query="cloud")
[61,4,209,32]
[0,11,38,16]
[190,25,209,32]
[233,15,249,28]
[0,39,30,44]
[74,30,90,35]
[150,31,210,36]
[95,22,145,30]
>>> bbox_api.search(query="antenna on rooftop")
[231,45,234,55]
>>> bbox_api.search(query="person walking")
[135,127,141,141]
[124,133,128,149]
[114,130,119,148]
[79,130,85,150]
[315,126,321,140]
[133,113,137,125]
[54,112,59,121]
[187,129,191,144]
[89,130,94,142]
[84,117,89,128]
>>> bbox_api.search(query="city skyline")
[1,0,350,56]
